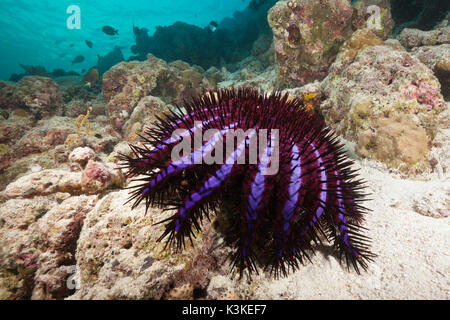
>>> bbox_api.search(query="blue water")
[0,0,251,80]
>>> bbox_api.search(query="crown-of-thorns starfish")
[120,88,374,278]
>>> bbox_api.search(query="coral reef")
[397,17,450,101]
[321,30,446,176]
[81,160,124,194]
[409,44,450,100]
[97,46,125,76]
[122,95,169,143]
[102,54,212,131]
[130,1,276,70]
[351,0,395,40]
[268,0,354,88]
[9,65,80,83]
[397,22,450,49]
[0,1,449,300]
[69,147,97,171]
[68,188,226,299]
[0,76,63,119]
[0,195,98,299]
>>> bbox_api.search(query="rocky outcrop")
[102,54,211,132]
[0,77,63,119]
[321,30,446,177]
[268,0,354,88]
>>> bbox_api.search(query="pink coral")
[402,79,443,110]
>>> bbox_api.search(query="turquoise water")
[0,0,252,80]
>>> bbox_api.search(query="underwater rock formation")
[351,0,395,40]
[391,0,450,34]
[321,29,446,176]
[0,77,63,119]
[97,46,125,76]
[268,0,354,88]
[122,96,169,143]
[0,109,119,191]
[218,34,277,91]
[396,17,449,101]
[69,188,229,299]
[9,65,81,83]
[0,194,98,299]
[102,54,170,131]
[130,1,276,71]
[81,160,124,194]
[68,147,97,171]
[397,21,450,49]
[102,54,212,131]
[410,44,450,100]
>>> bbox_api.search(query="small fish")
[207,21,219,32]
[81,69,86,73]
[85,40,93,48]
[82,68,99,88]
[72,55,85,64]
[102,26,118,36]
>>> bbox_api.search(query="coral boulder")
[321,30,446,176]
[268,0,354,88]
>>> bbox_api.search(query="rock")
[68,187,230,300]
[157,61,211,106]
[205,67,229,89]
[19,117,74,155]
[355,112,429,169]
[384,38,405,51]
[0,76,63,119]
[219,66,277,92]
[283,81,322,100]
[409,44,450,100]
[80,160,124,194]
[397,25,450,49]
[429,105,450,178]
[167,283,194,300]
[410,44,450,70]
[0,195,97,299]
[30,164,42,173]
[0,109,36,182]
[321,30,446,176]
[102,54,170,132]
[0,197,54,299]
[31,195,98,299]
[69,147,97,171]
[64,97,107,118]
[268,0,354,88]
[351,0,394,40]
[5,169,82,198]
[122,96,170,143]
[65,119,120,156]
[434,58,450,101]
[0,150,63,192]
[102,54,210,131]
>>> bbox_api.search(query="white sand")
[244,154,450,299]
